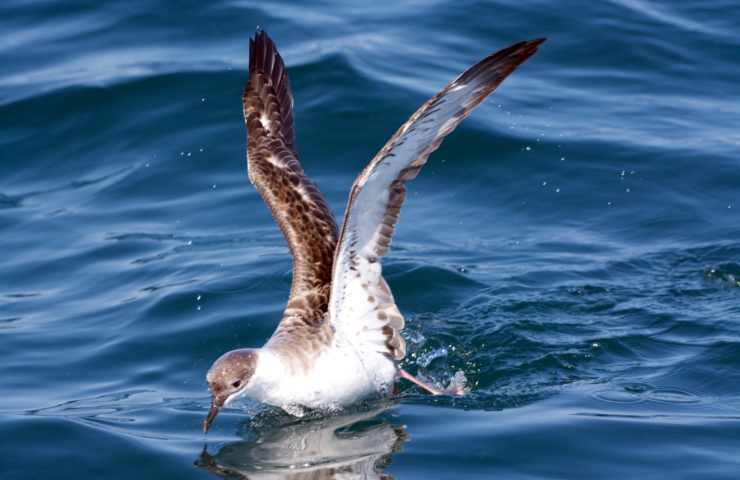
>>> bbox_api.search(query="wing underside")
[328,38,546,361]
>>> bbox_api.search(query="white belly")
[246,341,397,412]
[302,344,397,408]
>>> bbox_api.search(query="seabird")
[203,30,544,433]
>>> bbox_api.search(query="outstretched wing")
[244,31,338,338]
[328,39,545,360]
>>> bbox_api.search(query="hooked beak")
[202,395,225,434]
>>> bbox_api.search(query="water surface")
[2,1,739,478]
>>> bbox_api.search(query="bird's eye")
[232,380,242,388]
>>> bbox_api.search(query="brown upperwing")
[243,31,338,350]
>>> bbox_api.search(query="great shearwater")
[203,30,544,432]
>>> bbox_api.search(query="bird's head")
[203,348,258,433]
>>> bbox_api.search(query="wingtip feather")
[529,37,547,47]
[455,36,545,87]
[249,29,282,79]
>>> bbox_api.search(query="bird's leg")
[398,368,468,396]
[398,368,444,395]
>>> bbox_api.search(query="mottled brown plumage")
[243,31,338,360]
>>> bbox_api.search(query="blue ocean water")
[2,1,739,478]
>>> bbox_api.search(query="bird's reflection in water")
[197,405,407,479]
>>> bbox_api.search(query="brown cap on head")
[203,348,258,433]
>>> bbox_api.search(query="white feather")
[239,346,396,412]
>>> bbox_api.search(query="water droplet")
[417,347,448,367]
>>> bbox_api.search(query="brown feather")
[244,31,338,356]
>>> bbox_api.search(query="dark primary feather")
[248,31,295,150]
[243,31,338,356]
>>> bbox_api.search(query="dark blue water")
[2,1,739,478]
